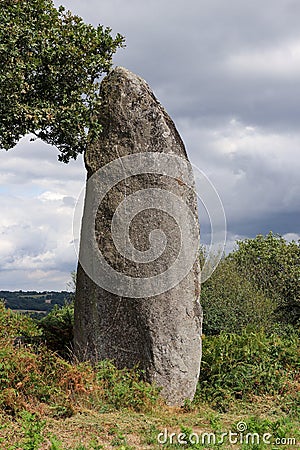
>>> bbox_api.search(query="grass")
[197,327,300,413]
[0,302,298,449]
[1,404,299,449]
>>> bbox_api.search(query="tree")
[0,0,125,162]
[230,232,300,326]
[201,256,274,335]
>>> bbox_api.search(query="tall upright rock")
[74,67,202,405]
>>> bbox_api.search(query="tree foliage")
[0,0,124,162]
[201,233,300,335]
[231,232,300,326]
[201,257,274,336]
[39,302,74,358]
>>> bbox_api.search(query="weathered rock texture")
[74,67,202,405]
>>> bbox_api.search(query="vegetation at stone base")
[0,232,299,447]
[0,301,298,448]
[196,327,300,414]
[201,232,300,335]
[0,0,125,163]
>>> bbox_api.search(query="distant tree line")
[0,291,72,313]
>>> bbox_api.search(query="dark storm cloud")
[60,0,300,130]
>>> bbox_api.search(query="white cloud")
[0,138,85,290]
[283,232,300,242]
[226,39,300,79]
[38,191,66,202]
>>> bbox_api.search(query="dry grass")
[0,399,299,449]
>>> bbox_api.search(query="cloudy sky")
[1,0,299,290]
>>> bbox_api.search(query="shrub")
[231,232,300,327]
[0,339,94,416]
[0,300,41,341]
[196,328,300,412]
[38,302,74,358]
[95,360,160,411]
[201,258,275,335]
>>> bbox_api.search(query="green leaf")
[0,0,125,162]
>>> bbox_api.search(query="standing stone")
[74,67,202,405]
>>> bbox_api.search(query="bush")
[201,259,275,335]
[0,340,97,417]
[0,300,41,341]
[95,360,160,411]
[0,341,161,417]
[231,232,300,327]
[196,328,300,412]
[38,302,74,358]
